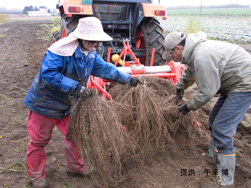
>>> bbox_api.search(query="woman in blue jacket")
[24,17,140,188]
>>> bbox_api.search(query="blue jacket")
[24,46,131,119]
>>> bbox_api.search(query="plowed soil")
[0,18,251,188]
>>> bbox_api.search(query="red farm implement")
[86,39,185,100]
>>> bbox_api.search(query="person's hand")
[129,77,142,87]
[176,88,184,100]
[74,85,91,98]
[177,104,190,115]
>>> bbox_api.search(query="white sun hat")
[48,17,113,56]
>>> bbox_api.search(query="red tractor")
[52,0,167,66]
[52,0,184,99]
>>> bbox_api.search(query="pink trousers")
[26,111,85,181]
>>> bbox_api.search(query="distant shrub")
[51,17,60,24]
[38,24,52,43]
[0,14,10,23]
[185,17,203,33]
[51,25,60,34]
[38,23,60,43]
[51,18,60,35]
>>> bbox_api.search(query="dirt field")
[0,17,251,188]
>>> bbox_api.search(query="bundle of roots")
[109,77,199,155]
[67,92,137,187]
[67,77,201,187]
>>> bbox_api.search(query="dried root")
[68,93,137,187]
[67,77,203,187]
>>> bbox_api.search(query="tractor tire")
[137,18,166,66]
[51,31,60,44]
[60,15,82,38]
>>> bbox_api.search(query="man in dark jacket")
[163,31,251,186]
[24,17,140,188]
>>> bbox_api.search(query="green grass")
[63,180,73,188]
[10,113,24,126]
[38,24,56,43]
[51,25,60,34]
[166,8,251,16]
[0,161,26,173]
[37,21,60,43]
[0,94,11,102]
[51,17,60,24]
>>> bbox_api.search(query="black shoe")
[67,164,95,177]
[66,171,84,177]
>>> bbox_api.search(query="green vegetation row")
[166,8,251,16]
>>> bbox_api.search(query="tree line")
[23,6,50,14]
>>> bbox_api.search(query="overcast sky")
[0,0,59,9]
[1,0,250,9]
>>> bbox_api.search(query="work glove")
[177,104,190,115]
[129,77,142,87]
[74,84,91,98]
[176,88,184,100]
